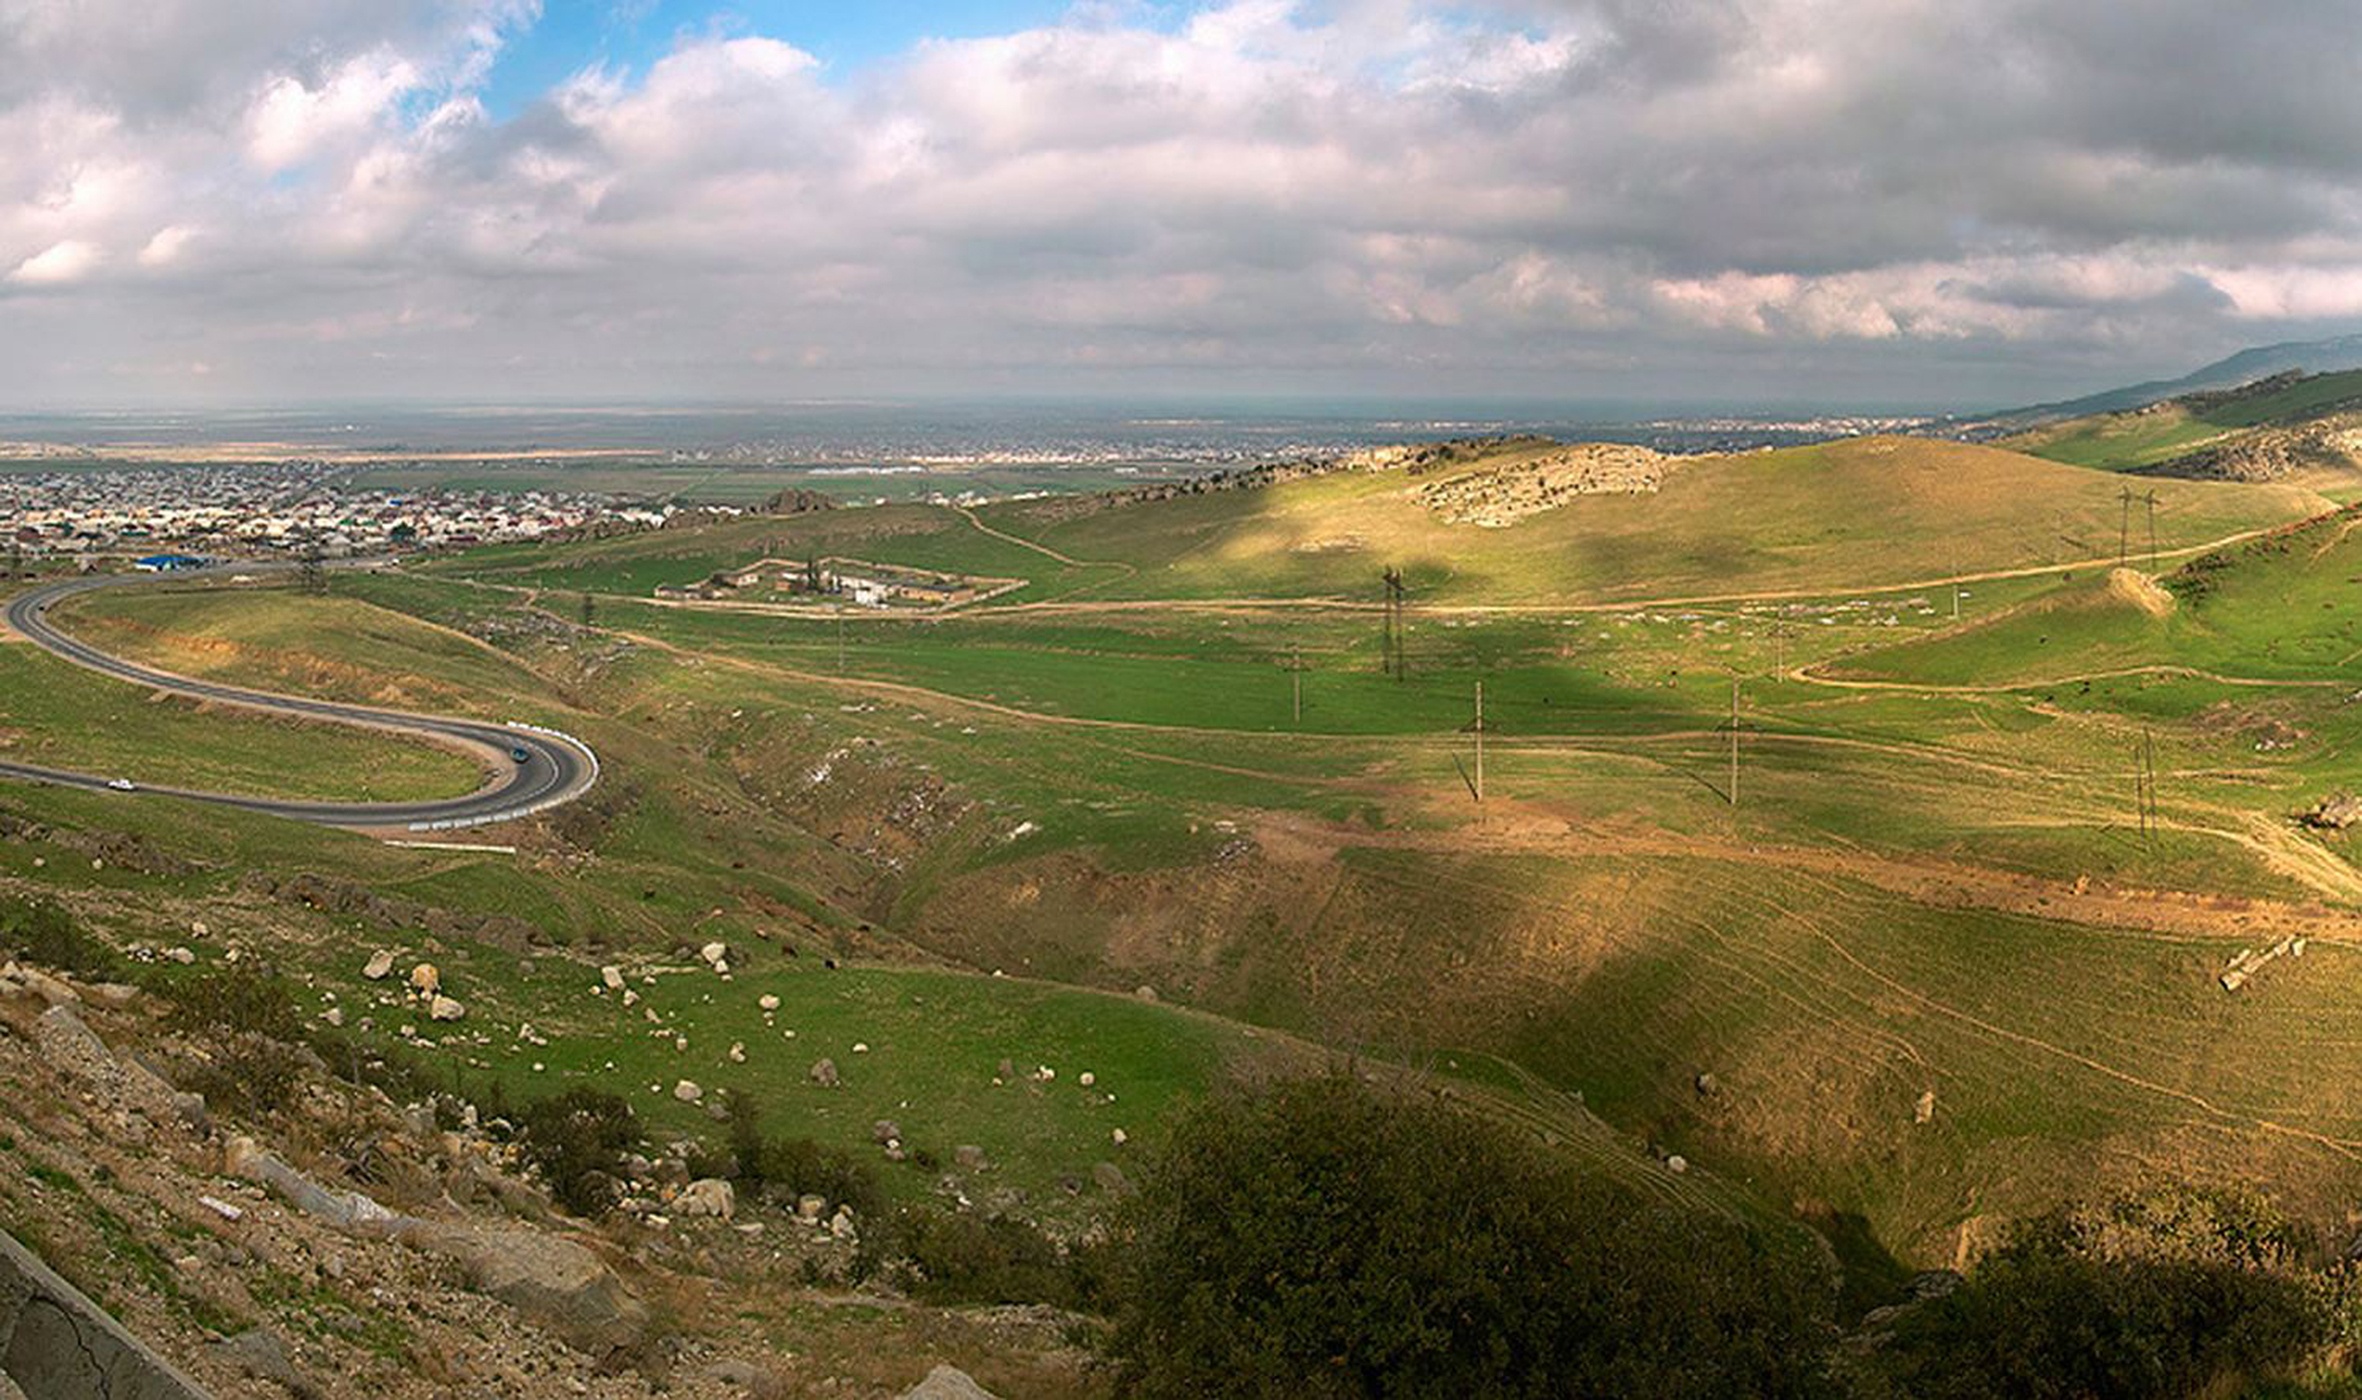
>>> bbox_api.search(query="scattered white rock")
[161,946,196,966]
[600,966,626,991]
[852,1042,869,1054]
[429,996,466,1023]
[678,1178,735,1220]
[673,1080,704,1103]
[321,1007,345,1028]
[408,963,440,996]
[362,950,395,981]
[727,1042,746,1064]
[1078,1072,1096,1088]
[699,941,727,967]
[1110,1128,1127,1146]
[758,994,781,1012]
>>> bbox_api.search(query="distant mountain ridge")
[1978,333,2362,429]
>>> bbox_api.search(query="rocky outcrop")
[1419,443,1675,526]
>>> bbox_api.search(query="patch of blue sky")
[476,1,1154,117]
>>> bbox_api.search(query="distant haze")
[5,2,2362,411]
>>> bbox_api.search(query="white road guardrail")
[404,721,602,833]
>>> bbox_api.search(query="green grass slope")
[2007,368,2362,474]
[983,435,2322,605]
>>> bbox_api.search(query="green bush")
[717,1092,884,1221]
[166,964,303,1042]
[1107,1071,1837,1399]
[515,1089,642,1217]
[0,897,121,980]
[1873,1190,2354,1399]
[176,1032,304,1120]
[891,1207,1080,1307]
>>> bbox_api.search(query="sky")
[4,0,2362,412]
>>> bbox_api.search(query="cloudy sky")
[4,0,2360,411]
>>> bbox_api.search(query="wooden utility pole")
[1728,677,1741,808]
[836,612,846,673]
[1464,684,1483,802]
[1285,642,1306,725]
[2144,490,2161,572]
[1382,568,1408,680]
[2119,487,2135,566]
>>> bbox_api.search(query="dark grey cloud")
[3,0,2362,408]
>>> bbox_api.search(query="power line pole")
[836,612,846,673]
[2144,490,2160,572]
[1382,568,1408,680]
[1445,679,1483,802]
[2119,487,2134,567]
[1728,677,1741,808]
[1284,642,1307,726]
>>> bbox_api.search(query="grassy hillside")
[984,435,2321,604]
[429,436,2326,611]
[2006,367,2362,478]
[16,438,2362,1286]
[0,627,483,803]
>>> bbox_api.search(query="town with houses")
[0,461,671,566]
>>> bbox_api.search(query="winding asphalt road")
[1,567,599,832]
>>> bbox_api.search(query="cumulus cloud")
[1,0,2360,406]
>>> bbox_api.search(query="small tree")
[1108,1071,1836,1399]
[516,1089,642,1217]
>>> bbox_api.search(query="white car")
[105,778,136,792]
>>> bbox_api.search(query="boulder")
[408,962,440,995]
[428,995,466,1023]
[699,941,727,967]
[673,1080,703,1104]
[677,1178,735,1220]
[362,950,395,981]
[796,1194,826,1222]
[216,1326,316,1399]
[426,1225,650,1359]
[758,993,781,1012]
[600,965,625,991]
[808,1058,840,1088]
[901,1363,1000,1399]
[2304,793,2362,830]
[727,1042,746,1064]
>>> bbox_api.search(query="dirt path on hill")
[1252,806,2362,948]
[1796,661,2348,694]
[953,506,1130,573]
[948,519,2300,619]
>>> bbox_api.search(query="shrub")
[515,1089,642,1217]
[176,1032,305,1120]
[1107,1071,1837,1399]
[891,1207,1078,1307]
[1873,1190,2353,1399]
[0,897,121,980]
[717,1092,884,1221]
[166,964,303,1042]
